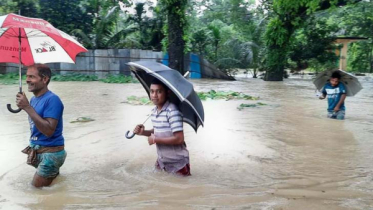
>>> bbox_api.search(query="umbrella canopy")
[127,61,204,132]
[313,69,363,96]
[0,13,87,65]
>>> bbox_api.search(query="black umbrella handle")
[7,91,22,114]
[125,131,136,139]
[126,115,151,139]
[7,104,22,113]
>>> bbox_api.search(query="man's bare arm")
[24,106,58,137]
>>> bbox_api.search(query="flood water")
[0,76,372,209]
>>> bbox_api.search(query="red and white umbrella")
[0,13,87,65]
[0,13,88,113]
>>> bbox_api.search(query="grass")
[100,74,137,83]
[52,73,99,82]
[0,72,137,84]
[0,73,26,85]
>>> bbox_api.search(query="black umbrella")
[125,61,204,139]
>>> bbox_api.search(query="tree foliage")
[158,0,189,73]
[1,0,372,77]
[263,0,361,81]
[288,18,339,72]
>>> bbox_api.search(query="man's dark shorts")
[327,110,345,120]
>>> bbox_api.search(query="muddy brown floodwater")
[0,76,372,209]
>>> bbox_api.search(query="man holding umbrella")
[319,71,347,120]
[16,64,66,187]
[127,61,204,176]
[133,78,191,176]
[1,13,87,187]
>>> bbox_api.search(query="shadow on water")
[0,76,372,209]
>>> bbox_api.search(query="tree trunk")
[167,3,185,74]
[264,16,293,81]
[370,42,373,73]
[264,44,288,81]
[215,41,218,61]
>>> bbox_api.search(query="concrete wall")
[0,49,233,80]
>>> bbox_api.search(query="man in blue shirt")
[319,71,347,120]
[16,64,66,188]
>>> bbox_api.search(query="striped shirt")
[151,101,189,173]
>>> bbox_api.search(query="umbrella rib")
[26,29,48,37]
[1,31,15,38]
[136,73,150,92]
[23,30,34,65]
[7,28,18,37]
[183,118,197,131]
[0,28,46,38]
[183,99,204,126]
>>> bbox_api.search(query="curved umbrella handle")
[125,131,136,139]
[7,104,22,113]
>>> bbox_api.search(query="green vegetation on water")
[123,90,261,107]
[237,102,267,111]
[123,96,151,105]
[197,90,259,101]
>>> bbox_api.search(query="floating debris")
[237,102,267,110]
[122,96,151,105]
[70,117,95,123]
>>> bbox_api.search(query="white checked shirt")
[151,101,189,173]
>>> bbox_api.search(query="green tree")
[348,41,371,72]
[208,24,221,61]
[288,18,338,72]
[126,2,165,50]
[0,0,17,15]
[16,0,39,17]
[39,0,93,34]
[72,4,137,49]
[159,0,188,73]
[215,38,257,76]
[0,0,37,17]
[335,1,373,72]
[190,28,210,56]
[263,0,360,81]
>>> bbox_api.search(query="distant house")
[333,37,367,70]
